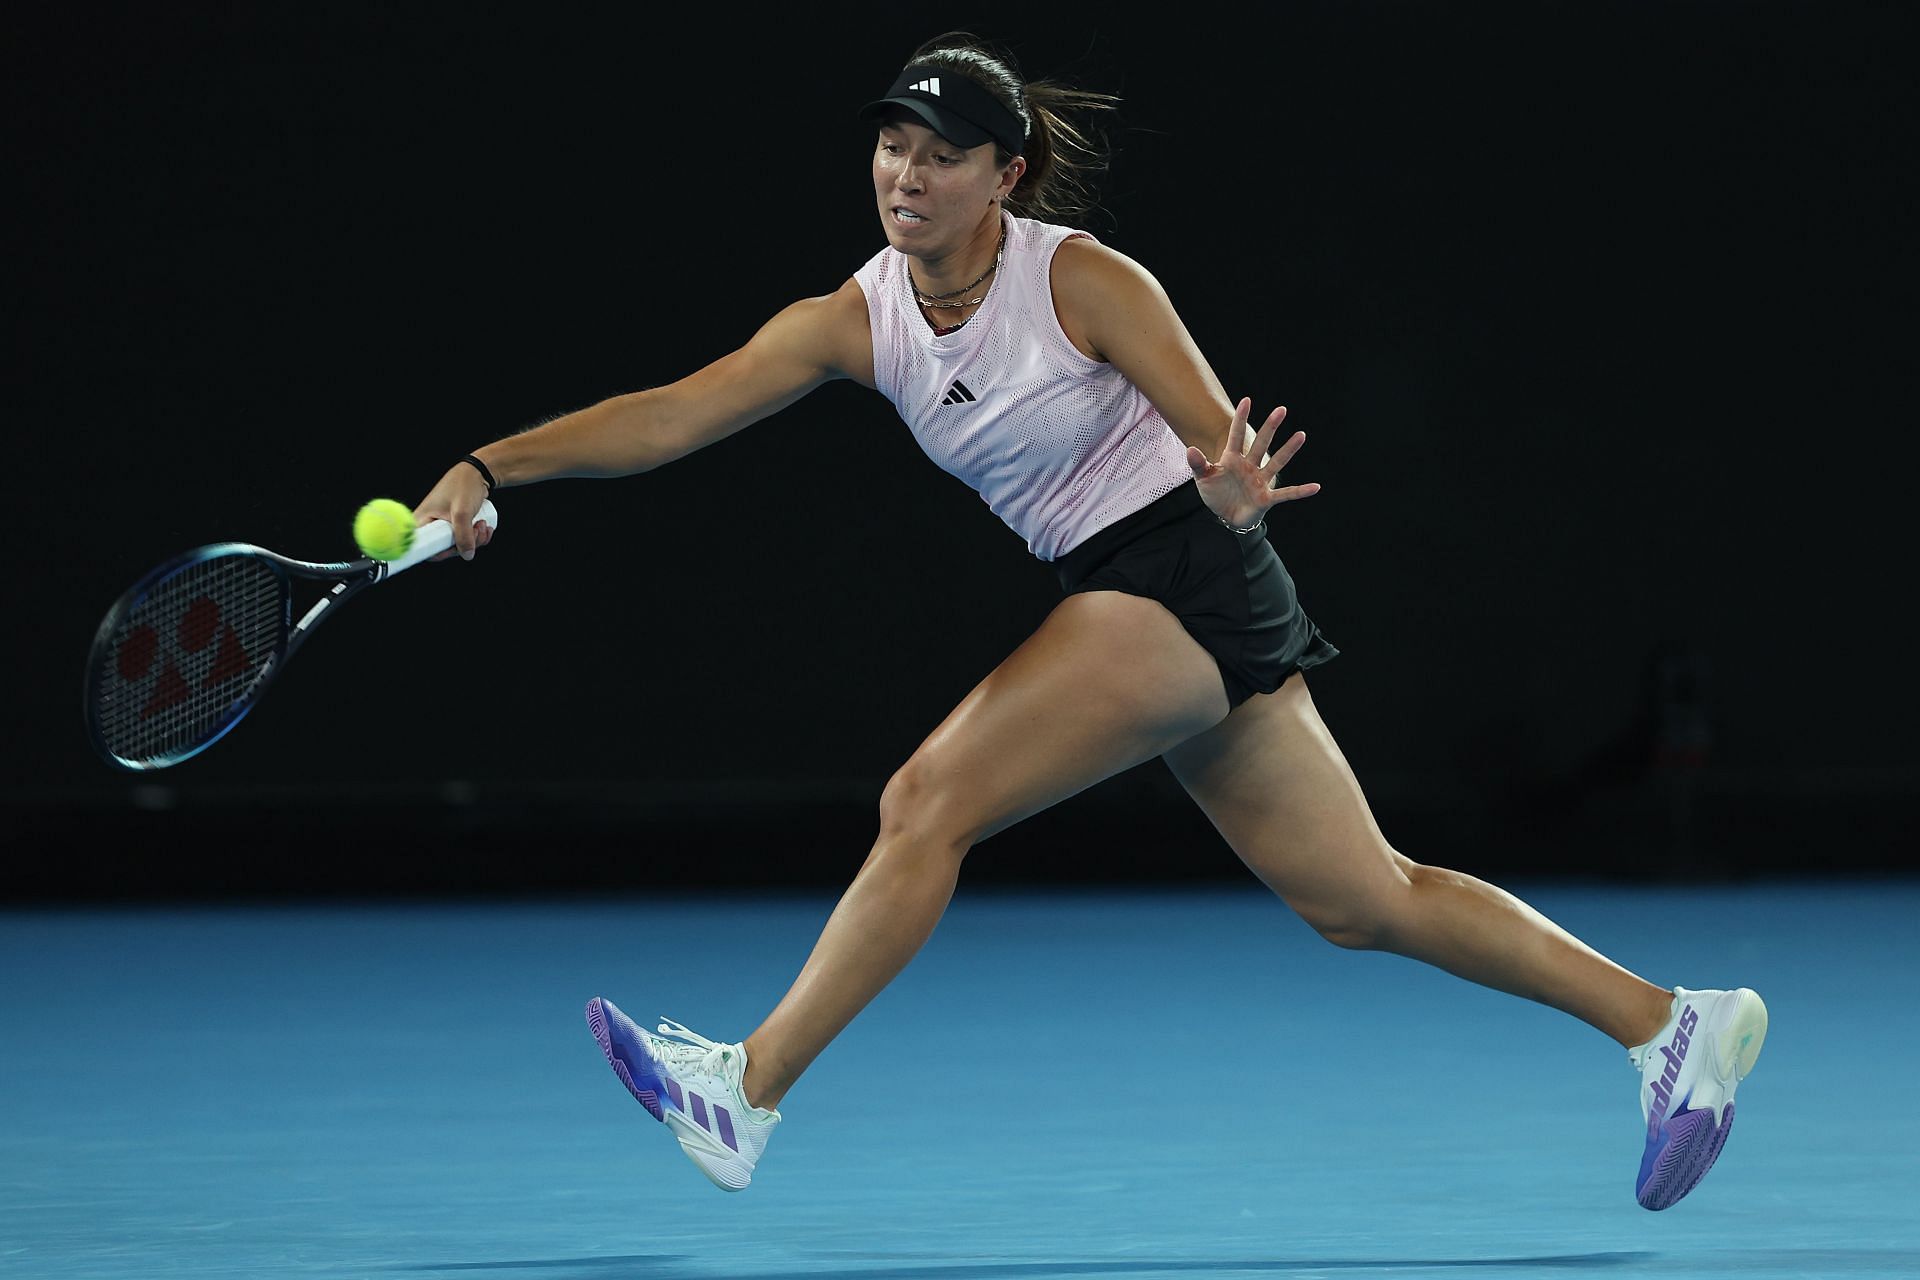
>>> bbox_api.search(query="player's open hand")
[1186,398,1321,530]
[414,462,495,561]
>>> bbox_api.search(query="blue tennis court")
[4,879,1914,1279]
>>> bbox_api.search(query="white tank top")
[853,213,1193,561]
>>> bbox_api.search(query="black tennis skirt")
[1054,481,1338,708]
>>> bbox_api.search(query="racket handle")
[385,499,500,576]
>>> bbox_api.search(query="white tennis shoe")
[585,996,781,1191]
[1628,985,1768,1210]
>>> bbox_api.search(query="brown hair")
[901,32,1119,223]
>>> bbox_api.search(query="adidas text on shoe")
[585,996,781,1191]
[1629,985,1768,1210]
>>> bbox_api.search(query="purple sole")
[586,997,666,1122]
[1637,1101,1735,1210]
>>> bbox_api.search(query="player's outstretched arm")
[415,278,872,556]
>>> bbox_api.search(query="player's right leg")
[588,588,1232,1189]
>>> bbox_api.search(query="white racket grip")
[384,499,499,577]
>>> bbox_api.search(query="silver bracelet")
[1215,511,1264,534]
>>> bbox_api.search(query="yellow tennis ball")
[353,498,417,561]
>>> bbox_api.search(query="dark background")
[8,3,1912,900]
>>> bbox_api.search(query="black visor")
[858,64,1027,155]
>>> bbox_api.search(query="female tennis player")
[414,33,1765,1210]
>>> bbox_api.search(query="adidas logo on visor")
[911,77,941,95]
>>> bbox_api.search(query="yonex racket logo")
[88,499,495,770]
[115,594,255,721]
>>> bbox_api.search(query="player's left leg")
[1161,671,1672,1046]
[1162,671,1767,1209]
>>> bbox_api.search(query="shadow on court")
[393,1252,1656,1276]
[391,1249,1920,1278]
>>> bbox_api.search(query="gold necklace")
[910,225,1006,310]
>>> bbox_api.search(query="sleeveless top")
[853,212,1193,561]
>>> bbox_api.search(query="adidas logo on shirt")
[911,77,941,95]
[940,379,976,406]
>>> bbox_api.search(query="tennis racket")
[83,500,499,771]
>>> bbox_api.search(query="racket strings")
[93,554,289,764]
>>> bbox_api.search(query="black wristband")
[459,453,497,490]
